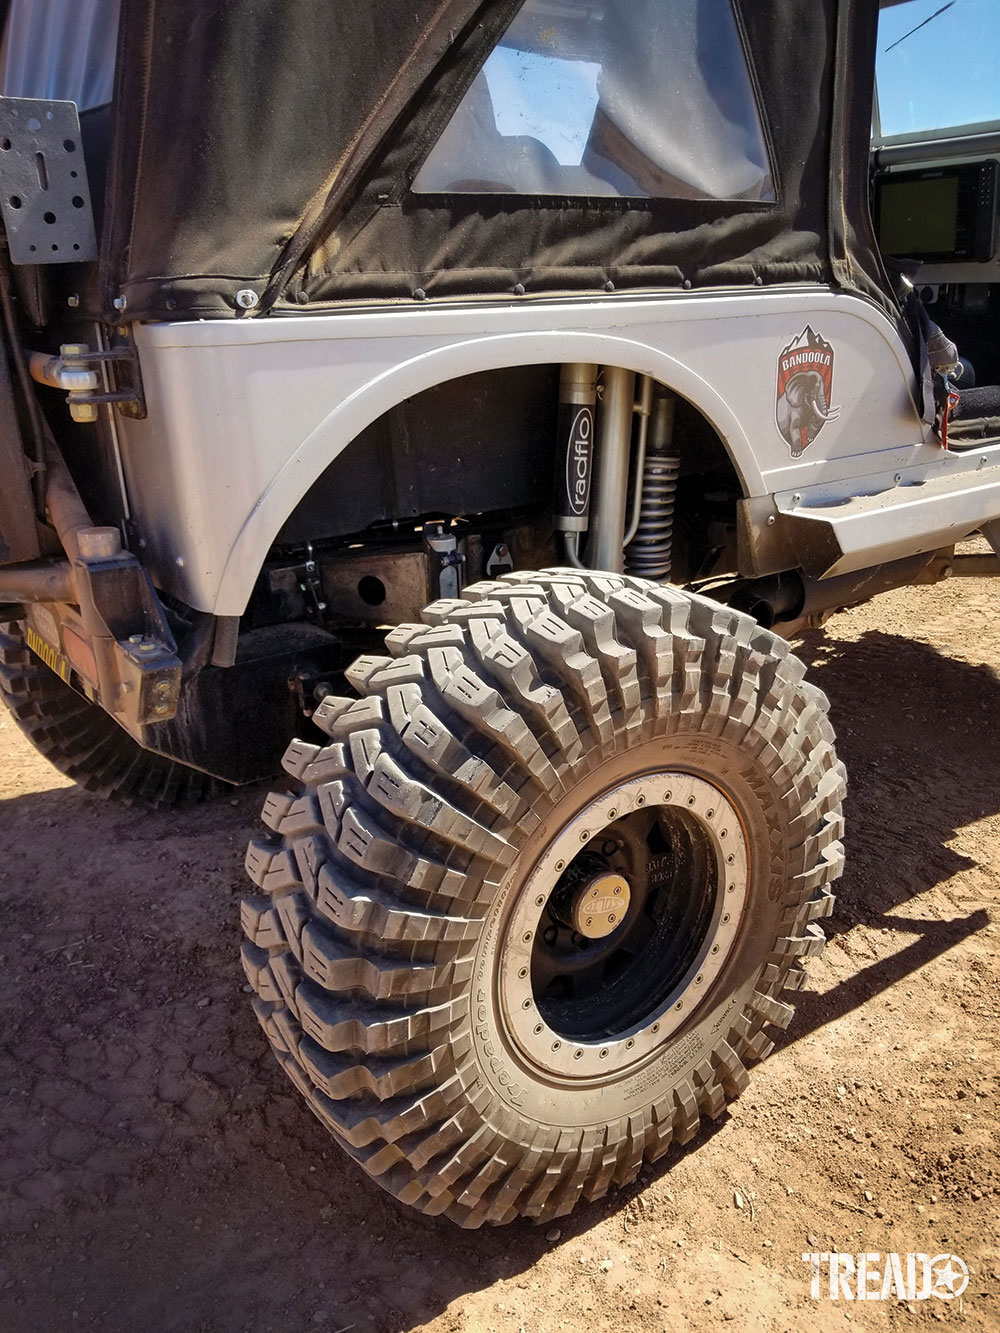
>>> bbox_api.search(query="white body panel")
[116,286,992,615]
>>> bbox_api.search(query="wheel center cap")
[569,871,630,939]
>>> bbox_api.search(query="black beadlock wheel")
[0,619,230,808]
[241,570,845,1227]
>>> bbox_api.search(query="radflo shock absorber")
[553,363,598,566]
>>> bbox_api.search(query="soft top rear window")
[412,0,775,202]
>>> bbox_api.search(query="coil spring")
[625,454,680,581]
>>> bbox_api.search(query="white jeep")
[0,0,997,1226]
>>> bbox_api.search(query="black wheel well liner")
[275,363,743,548]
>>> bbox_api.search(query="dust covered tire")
[0,619,229,808]
[241,571,845,1227]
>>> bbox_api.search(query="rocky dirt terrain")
[1,570,998,1332]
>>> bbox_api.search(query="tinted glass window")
[413,0,774,201]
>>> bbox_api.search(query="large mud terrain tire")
[242,571,844,1226]
[0,619,228,808]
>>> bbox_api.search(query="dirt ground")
[1,569,998,1333]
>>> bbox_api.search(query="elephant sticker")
[775,326,841,456]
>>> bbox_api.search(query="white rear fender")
[117,289,926,614]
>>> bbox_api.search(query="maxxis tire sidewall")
[468,729,791,1127]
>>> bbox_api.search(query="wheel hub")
[497,771,749,1080]
[554,856,630,940]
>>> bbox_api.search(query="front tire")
[0,619,229,808]
[241,571,844,1226]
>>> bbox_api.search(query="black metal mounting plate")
[0,97,97,265]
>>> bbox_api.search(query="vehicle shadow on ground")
[1,628,997,1333]
[774,627,997,1053]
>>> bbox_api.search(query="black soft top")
[102,0,891,322]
